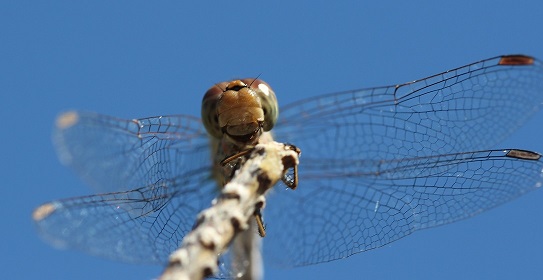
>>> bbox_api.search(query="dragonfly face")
[202,79,278,147]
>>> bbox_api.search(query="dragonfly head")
[202,79,278,145]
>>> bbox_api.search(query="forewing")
[53,111,211,193]
[274,55,543,160]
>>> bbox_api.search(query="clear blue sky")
[2,1,543,279]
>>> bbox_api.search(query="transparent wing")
[274,55,543,160]
[264,150,543,266]
[34,112,218,264]
[33,176,216,264]
[53,111,211,193]
[265,55,543,266]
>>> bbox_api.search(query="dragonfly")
[33,55,543,277]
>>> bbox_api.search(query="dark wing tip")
[505,149,541,160]
[498,55,535,66]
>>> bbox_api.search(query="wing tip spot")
[56,111,79,129]
[32,203,57,221]
[498,55,535,66]
[505,149,541,160]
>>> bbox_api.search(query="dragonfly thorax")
[202,79,279,146]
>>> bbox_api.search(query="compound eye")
[243,79,278,131]
[201,83,226,138]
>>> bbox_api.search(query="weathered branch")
[159,141,300,280]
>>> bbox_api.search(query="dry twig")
[159,141,299,280]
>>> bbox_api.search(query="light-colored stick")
[159,141,299,280]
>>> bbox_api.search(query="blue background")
[2,1,543,279]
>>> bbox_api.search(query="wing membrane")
[274,55,543,160]
[265,149,543,266]
[34,173,216,264]
[53,111,211,193]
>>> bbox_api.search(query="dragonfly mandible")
[33,55,543,274]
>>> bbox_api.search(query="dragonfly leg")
[281,144,301,190]
[254,196,266,237]
[254,209,266,237]
[220,149,253,166]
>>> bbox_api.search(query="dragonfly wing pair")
[34,55,543,270]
